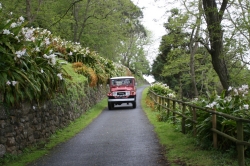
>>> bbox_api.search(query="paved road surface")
[29,86,167,166]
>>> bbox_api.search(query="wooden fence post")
[173,101,176,125]
[237,121,245,166]
[160,96,163,112]
[192,107,197,137]
[182,104,186,134]
[153,92,156,103]
[212,111,217,148]
[158,96,161,111]
[167,98,170,117]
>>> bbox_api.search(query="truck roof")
[110,76,135,79]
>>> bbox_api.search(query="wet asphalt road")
[29,86,166,166]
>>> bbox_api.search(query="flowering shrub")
[148,82,176,98]
[193,85,250,118]
[187,85,250,151]
[147,82,176,122]
[0,5,67,106]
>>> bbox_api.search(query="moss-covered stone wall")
[0,84,108,157]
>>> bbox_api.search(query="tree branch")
[49,0,83,28]
[219,0,228,21]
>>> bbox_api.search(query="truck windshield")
[111,78,133,86]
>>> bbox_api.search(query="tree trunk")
[26,0,32,23]
[202,0,230,91]
[190,43,198,97]
[77,0,91,42]
[189,0,202,98]
[72,3,79,42]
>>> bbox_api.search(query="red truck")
[107,76,136,110]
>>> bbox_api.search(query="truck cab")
[107,76,136,110]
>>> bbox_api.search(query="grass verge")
[141,87,240,166]
[1,98,107,166]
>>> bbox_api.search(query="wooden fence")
[148,90,250,166]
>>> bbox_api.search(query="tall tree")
[152,9,190,97]
[202,0,229,91]
[183,0,203,97]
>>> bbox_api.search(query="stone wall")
[0,84,108,157]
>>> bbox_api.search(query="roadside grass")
[141,87,240,166]
[0,98,107,166]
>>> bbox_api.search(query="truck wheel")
[132,101,136,108]
[108,102,113,110]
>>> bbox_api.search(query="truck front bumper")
[108,98,135,102]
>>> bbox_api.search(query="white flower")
[49,54,56,58]
[0,3,2,9]
[41,69,44,73]
[22,28,35,41]
[168,93,175,98]
[6,81,11,85]
[242,84,248,90]
[33,106,36,110]
[10,22,17,28]
[69,51,73,56]
[241,85,249,95]
[228,86,233,91]
[15,49,26,58]
[19,16,25,22]
[49,54,57,65]
[44,37,50,45]
[243,104,249,110]
[233,88,239,96]
[57,73,63,80]
[3,29,10,35]
[43,54,50,59]
[51,57,56,65]
[35,47,40,52]
[15,36,20,42]
[12,81,17,86]
[30,37,35,42]
[206,101,217,109]
[224,96,232,102]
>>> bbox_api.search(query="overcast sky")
[132,0,167,61]
[131,0,169,83]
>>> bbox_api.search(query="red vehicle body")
[107,76,136,110]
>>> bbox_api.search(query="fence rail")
[148,90,250,166]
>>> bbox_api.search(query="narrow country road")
[29,86,168,166]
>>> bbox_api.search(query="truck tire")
[108,102,113,110]
[132,101,136,108]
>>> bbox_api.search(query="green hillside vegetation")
[60,60,87,84]
[0,4,134,108]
